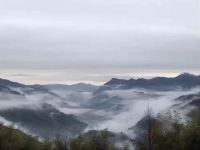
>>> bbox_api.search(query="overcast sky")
[0,0,199,84]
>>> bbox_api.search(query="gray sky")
[0,0,200,84]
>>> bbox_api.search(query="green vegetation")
[135,110,200,150]
[70,130,119,150]
[0,110,200,150]
[0,124,49,150]
[0,125,120,150]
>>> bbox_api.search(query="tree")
[147,107,152,150]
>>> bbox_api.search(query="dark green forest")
[0,110,200,150]
[135,110,200,150]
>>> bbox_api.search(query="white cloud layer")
[0,0,199,83]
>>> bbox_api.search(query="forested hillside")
[0,110,200,150]
[0,124,49,150]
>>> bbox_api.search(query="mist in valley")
[1,83,200,138]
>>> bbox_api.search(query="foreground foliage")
[0,125,120,150]
[0,124,50,150]
[0,110,200,150]
[135,110,200,150]
[70,130,120,150]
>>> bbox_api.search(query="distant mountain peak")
[104,73,200,91]
[0,78,25,87]
[73,82,94,86]
[176,73,197,79]
[105,78,129,86]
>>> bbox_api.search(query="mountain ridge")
[104,73,200,91]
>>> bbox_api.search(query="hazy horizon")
[0,1,200,149]
[0,0,199,85]
[1,71,200,85]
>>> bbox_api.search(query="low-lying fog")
[0,85,200,136]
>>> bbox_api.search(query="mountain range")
[0,73,200,139]
[104,73,200,91]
